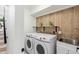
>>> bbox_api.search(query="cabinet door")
[68,50,77,54]
[57,45,69,54]
[72,6,79,39]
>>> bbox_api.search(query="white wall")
[14,6,24,54]
[3,5,36,54]
[0,6,4,16]
[5,5,24,54]
[6,5,36,54]
[5,6,16,53]
[24,8,36,35]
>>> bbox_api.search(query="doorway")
[0,7,7,54]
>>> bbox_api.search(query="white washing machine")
[24,33,35,54]
[34,33,57,54]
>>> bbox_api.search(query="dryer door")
[35,40,48,54]
[25,37,33,52]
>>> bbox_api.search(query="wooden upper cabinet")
[61,8,73,39]
[36,17,40,27]
[73,6,79,29]
[72,6,79,39]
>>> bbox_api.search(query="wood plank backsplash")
[36,6,79,40]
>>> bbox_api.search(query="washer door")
[25,37,33,51]
[35,40,48,54]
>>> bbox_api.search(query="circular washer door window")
[36,44,45,54]
[27,40,31,48]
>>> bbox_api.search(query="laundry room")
[0,5,79,54]
[24,5,79,54]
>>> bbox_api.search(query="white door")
[57,44,69,54]
[35,40,48,54]
[68,50,76,54]
[57,41,77,54]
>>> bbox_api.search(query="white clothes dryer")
[34,34,57,54]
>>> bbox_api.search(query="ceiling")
[24,5,39,10]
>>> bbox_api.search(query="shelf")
[33,26,55,34]
[33,26,54,28]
